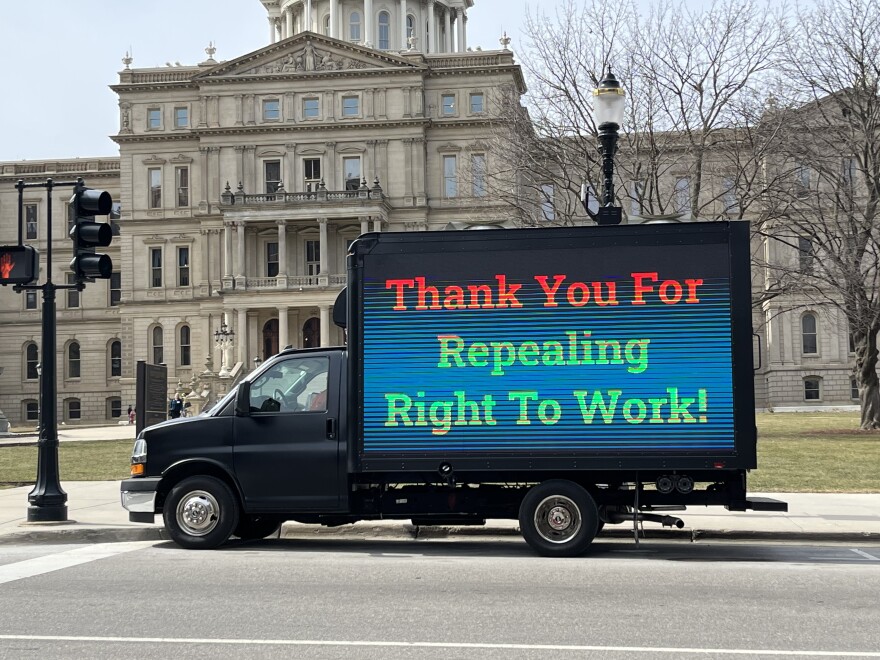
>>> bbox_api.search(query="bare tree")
[757,0,880,428]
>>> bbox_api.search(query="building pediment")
[193,33,426,81]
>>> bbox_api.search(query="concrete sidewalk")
[0,424,137,447]
[0,481,878,546]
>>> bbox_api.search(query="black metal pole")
[597,121,620,207]
[27,178,67,522]
[16,179,24,247]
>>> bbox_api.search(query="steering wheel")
[273,388,302,411]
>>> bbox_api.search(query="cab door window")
[248,356,329,413]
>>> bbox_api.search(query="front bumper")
[121,477,161,523]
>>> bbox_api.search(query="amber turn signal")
[130,463,145,477]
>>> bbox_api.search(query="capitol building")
[0,0,861,426]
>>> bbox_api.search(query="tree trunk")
[856,328,880,430]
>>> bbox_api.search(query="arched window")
[152,326,164,365]
[406,15,415,39]
[323,14,330,35]
[179,325,191,366]
[378,11,390,49]
[68,342,81,379]
[350,11,361,42]
[25,342,39,380]
[801,313,818,355]
[110,340,122,377]
[302,317,320,348]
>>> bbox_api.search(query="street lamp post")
[593,68,626,225]
[214,317,235,378]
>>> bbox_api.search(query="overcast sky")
[0,0,574,162]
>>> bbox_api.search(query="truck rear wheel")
[519,480,599,557]
[164,476,239,549]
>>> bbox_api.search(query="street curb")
[2,523,876,545]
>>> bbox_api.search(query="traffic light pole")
[14,178,81,522]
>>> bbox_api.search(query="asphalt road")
[0,538,879,659]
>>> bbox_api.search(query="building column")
[277,220,288,282]
[320,305,331,347]
[269,16,277,43]
[286,7,294,38]
[399,0,407,49]
[223,222,233,279]
[305,0,312,32]
[318,218,328,275]
[456,8,465,52]
[426,0,435,53]
[235,221,246,285]
[278,306,289,349]
[365,0,374,47]
[462,12,467,51]
[330,0,338,38]
[360,217,370,234]
[444,7,451,53]
[237,308,249,366]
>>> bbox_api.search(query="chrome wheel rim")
[176,490,220,537]
[534,495,582,544]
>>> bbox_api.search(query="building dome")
[261,0,474,53]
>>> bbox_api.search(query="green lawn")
[0,414,878,492]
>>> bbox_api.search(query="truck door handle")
[326,418,336,439]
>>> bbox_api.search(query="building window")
[350,11,361,42]
[25,290,37,310]
[342,96,360,117]
[540,183,556,221]
[179,325,191,366]
[804,377,821,401]
[66,399,81,421]
[110,340,122,377]
[470,93,484,114]
[109,272,121,306]
[441,94,456,116]
[378,11,390,49]
[801,313,818,355]
[443,155,458,198]
[722,177,737,213]
[66,273,80,309]
[303,97,320,119]
[68,342,81,379]
[343,157,361,191]
[267,242,279,277]
[305,240,320,279]
[630,180,644,216]
[177,247,190,287]
[674,177,690,214]
[24,400,38,423]
[176,167,189,207]
[842,157,856,194]
[174,107,188,128]
[147,108,161,129]
[152,326,164,365]
[798,237,813,274]
[304,158,321,191]
[148,168,162,208]
[472,154,487,198]
[265,160,282,194]
[796,163,811,191]
[852,378,860,400]
[25,203,37,240]
[150,248,162,288]
[263,98,280,121]
[406,15,415,40]
[849,331,856,354]
[25,343,39,380]
[323,14,330,35]
[107,397,122,419]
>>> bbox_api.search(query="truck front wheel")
[164,476,239,549]
[519,480,599,557]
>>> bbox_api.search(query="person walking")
[169,395,183,419]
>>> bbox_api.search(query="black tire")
[519,480,599,557]
[234,516,281,541]
[163,476,239,549]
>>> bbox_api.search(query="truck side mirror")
[235,382,251,417]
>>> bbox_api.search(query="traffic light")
[69,180,113,281]
[0,245,38,285]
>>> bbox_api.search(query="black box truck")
[121,221,786,556]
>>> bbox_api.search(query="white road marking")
[0,541,158,586]
[850,548,879,561]
[0,635,878,657]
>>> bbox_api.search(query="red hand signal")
[0,253,14,279]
